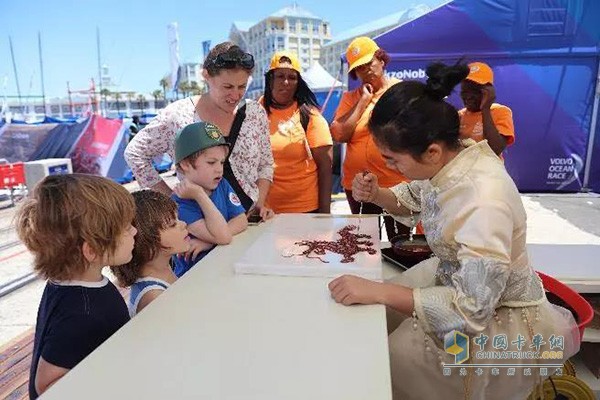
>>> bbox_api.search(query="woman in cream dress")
[328,63,580,400]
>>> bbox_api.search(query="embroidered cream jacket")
[388,140,545,339]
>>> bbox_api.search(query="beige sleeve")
[414,200,513,339]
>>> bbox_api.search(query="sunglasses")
[208,52,255,70]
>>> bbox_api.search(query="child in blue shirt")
[15,174,136,399]
[172,122,248,276]
[111,190,190,316]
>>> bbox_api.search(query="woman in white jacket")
[328,62,580,400]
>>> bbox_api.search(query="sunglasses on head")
[209,52,255,70]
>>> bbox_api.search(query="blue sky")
[0,0,445,98]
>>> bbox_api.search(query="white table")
[527,244,600,293]
[42,219,392,400]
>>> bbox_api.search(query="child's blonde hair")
[111,190,178,287]
[16,174,135,281]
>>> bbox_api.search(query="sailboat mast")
[96,27,104,116]
[38,32,47,117]
[8,36,22,108]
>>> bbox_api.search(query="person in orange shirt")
[331,37,409,239]
[459,62,515,156]
[261,51,333,214]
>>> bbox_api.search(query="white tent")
[303,62,342,91]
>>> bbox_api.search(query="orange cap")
[269,51,301,73]
[346,37,380,72]
[466,62,494,85]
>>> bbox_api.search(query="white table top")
[527,243,600,293]
[42,218,392,400]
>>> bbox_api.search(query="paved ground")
[1,190,599,346]
[526,193,600,237]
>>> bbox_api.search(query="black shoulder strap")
[227,100,247,155]
[222,100,253,211]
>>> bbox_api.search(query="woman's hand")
[174,179,205,200]
[248,203,275,221]
[328,275,382,306]
[352,172,379,203]
[360,83,374,104]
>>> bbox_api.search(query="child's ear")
[82,241,98,263]
[179,160,190,173]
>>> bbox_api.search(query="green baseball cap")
[174,122,229,164]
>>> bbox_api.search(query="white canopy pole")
[583,57,600,190]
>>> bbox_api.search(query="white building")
[180,62,203,86]
[319,5,431,80]
[228,3,331,98]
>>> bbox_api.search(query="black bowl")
[390,233,433,265]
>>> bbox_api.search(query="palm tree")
[137,94,146,115]
[114,92,122,115]
[151,89,163,109]
[178,81,190,98]
[189,81,203,95]
[159,77,169,102]
[151,89,162,101]
[99,88,111,116]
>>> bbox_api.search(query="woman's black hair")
[263,66,320,126]
[368,61,470,158]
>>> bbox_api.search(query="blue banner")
[371,0,600,192]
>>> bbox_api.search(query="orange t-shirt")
[333,78,408,190]
[458,103,515,146]
[262,102,333,213]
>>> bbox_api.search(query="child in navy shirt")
[15,174,137,399]
[172,122,248,276]
[111,190,189,316]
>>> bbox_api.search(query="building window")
[301,38,309,45]
[288,19,296,33]
[313,25,319,35]
[302,21,309,33]
[323,23,328,35]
